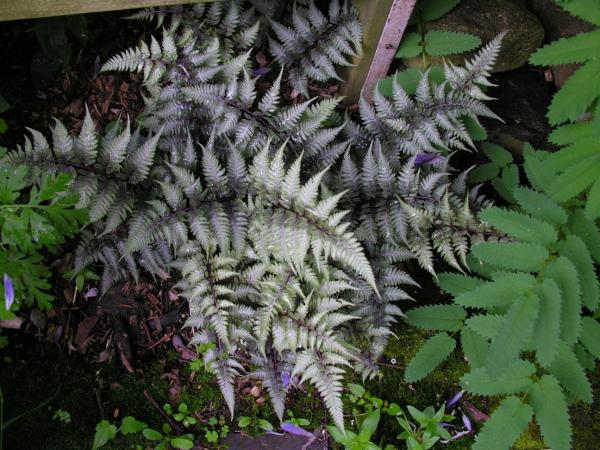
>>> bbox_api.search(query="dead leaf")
[75,316,99,353]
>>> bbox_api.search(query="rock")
[527,0,595,89]
[404,0,544,72]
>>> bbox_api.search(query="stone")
[404,0,545,72]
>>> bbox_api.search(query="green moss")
[512,423,545,449]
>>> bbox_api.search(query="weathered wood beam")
[340,0,417,104]
[0,0,212,22]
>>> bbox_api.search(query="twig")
[143,389,182,433]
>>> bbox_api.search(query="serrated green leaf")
[549,123,595,146]
[523,144,555,193]
[396,32,422,58]
[405,304,467,331]
[454,273,535,309]
[482,142,512,167]
[465,314,503,339]
[424,31,481,56]
[461,327,488,368]
[479,207,557,246]
[529,375,571,450]
[530,30,600,66]
[419,0,460,21]
[568,210,600,265]
[405,333,456,383]
[485,294,539,375]
[544,257,582,345]
[574,343,596,370]
[468,162,499,183]
[580,317,600,359]
[544,138,600,172]
[377,67,446,97]
[547,59,600,125]
[437,272,484,296]
[471,242,548,273]
[533,278,562,367]
[549,340,592,403]
[463,116,487,141]
[461,359,535,395]
[555,0,600,26]
[472,396,533,450]
[557,235,599,311]
[547,154,600,202]
[513,187,568,226]
[491,164,519,203]
[585,178,600,220]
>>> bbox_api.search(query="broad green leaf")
[472,396,533,450]
[544,257,581,345]
[419,0,460,21]
[464,314,503,339]
[568,210,600,265]
[437,272,484,296]
[479,207,557,246]
[529,375,571,450]
[585,178,600,220]
[454,273,535,309]
[405,333,456,383]
[549,340,592,403]
[405,304,467,331]
[359,409,380,441]
[143,429,164,441]
[258,419,273,431]
[485,294,539,375]
[347,383,366,398]
[460,327,488,368]
[513,187,567,226]
[580,317,600,359]
[238,416,252,428]
[424,31,481,56]
[171,438,194,449]
[120,416,148,435]
[530,30,600,65]
[471,242,548,273]
[396,32,422,58]
[547,59,600,125]
[460,359,535,395]
[92,420,118,449]
[557,235,599,311]
[575,343,596,371]
[533,278,562,366]
[482,142,512,167]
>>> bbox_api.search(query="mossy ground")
[1,328,599,450]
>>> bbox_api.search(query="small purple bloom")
[446,390,464,410]
[84,287,98,299]
[414,153,445,167]
[281,370,291,390]
[462,414,473,433]
[3,273,14,311]
[281,422,314,438]
[253,67,271,76]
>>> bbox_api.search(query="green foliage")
[0,162,88,318]
[396,405,453,450]
[404,143,600,449]
[396,0,481,66]
[528,0,600,211]
[404,333,456,383]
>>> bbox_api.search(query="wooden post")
[0,0,213,22]
[340,0,416,104]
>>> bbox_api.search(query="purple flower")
[3,273,14,311]
[414,153,445,167]
[446,390,464,410]
[281,422,314,438]
[84,287,98,299]
[281,370,291,390]
[462,414,473,433]
[253,67,271,76]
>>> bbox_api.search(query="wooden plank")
[340,0,417,104]
[0,0,211,22]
